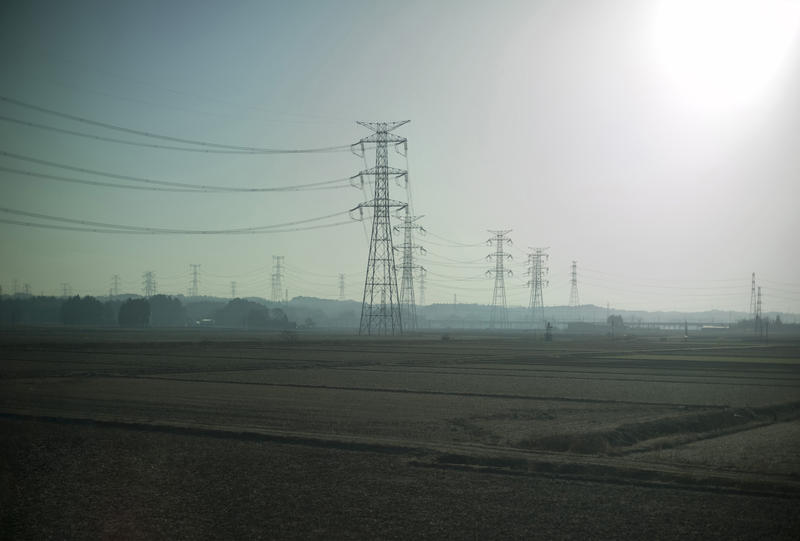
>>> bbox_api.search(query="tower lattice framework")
[352,121,409,335]
[568,260,580,308]
[271,256,284,303]
[527,247,549,328]
[417,267,426,307]
[142,271,156,298]
[190,264,200,297]
[487,230,512,329]
[395,209,425,331]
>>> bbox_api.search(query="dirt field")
[1,328,799,539]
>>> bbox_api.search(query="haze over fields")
[1,0,799,314]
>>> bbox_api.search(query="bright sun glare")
[654,0,800,108]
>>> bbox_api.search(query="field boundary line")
[113,373,726,408]
[3,410,799,500]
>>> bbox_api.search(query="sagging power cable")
[0,95,353,154]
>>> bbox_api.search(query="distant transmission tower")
[189,264,200,297]
[111,274,120,297]
[757,286,763,319]
[61,282,71,298]
[486,230,512,329]
[395,210,425,331]
[338,273,346,301]
[231,281,237,299]
[755,285,763,335]
[351,120,409,335]
[526,247,549,328]
[142,271,156,297]
[568,260,580,308]
[417,267,426,307]
[271,256,284,303]
[749,272,757,318]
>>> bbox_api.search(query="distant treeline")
[0,295,296,329]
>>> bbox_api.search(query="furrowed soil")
[1,329,799,539]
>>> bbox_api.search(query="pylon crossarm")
[350,141,364,158]
[357,120,410,133]
[356,133,407,145]
[349,173,365,188]
[356,199,407,209]
[357,166,407,176]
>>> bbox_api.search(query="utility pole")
[486,230,512,329]
[271,256,284,303]
[351,120,409,336]
[395,209,425,331]
[568,260,580,309]
[231,281,237,299]
[338,274,346,301]
[142,271,156,297]
[190,264,200,297]
[111,274,120,297]
[527,247,549,328]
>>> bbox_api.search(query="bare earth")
[1,329,799,539]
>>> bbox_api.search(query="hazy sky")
[1,0,798,313]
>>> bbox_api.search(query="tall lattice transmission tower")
[338,274,346,301]
[568,260,580,308]
[526,247,549,328]
[486,230,512,329]
[189,264,200,297]
[749,272,757,318]
[351,121,409,335]
[395,209,425,331]
[757,286,763,320]
[111,274,120,297]
[417,267,426,308]
[231,281,237,299]
[271,256,284,303]
[142,271,156,297]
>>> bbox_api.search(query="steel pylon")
[487,230,512,329]
[351,121,409,335]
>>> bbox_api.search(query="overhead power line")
[0,165,203,192]
[0,114,262,154]
[0,217,355,235]
[0,206,354,235]
[424,231,485,247]
[0,96,353,154]
[0,114,358,155]
[0,150,353,192]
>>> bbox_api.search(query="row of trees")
[0,295,296,329]
[213,298,294,329]
[59,295,186,327]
